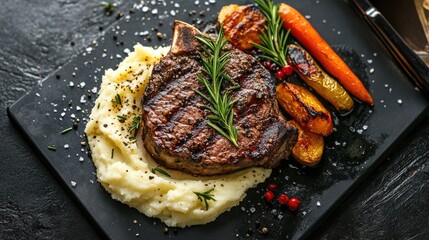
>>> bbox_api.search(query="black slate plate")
[7,0,429,239]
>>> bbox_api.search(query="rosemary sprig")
[128,115,141,137]
[195,28,239,147]
[194,188,216,210]
[151,167,171,178]
[252,0,291,67]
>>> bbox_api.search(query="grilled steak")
[142,21,297,176]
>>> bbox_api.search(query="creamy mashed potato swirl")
[85,44,271,227]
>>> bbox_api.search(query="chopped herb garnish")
[151,167,171,178]
[195,27,239,147]
[112,93,122,106]
[129,137,137,143]
[117,115,127,122]
[128,115,141,137]
[48,145,56,151]
[61,127,73,135]
[97,103,100,109]
[194,188,216,210]
[111,148,114,159]
[102,1,116,14]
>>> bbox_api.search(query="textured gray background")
[1,0,429,239]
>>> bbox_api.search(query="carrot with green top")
[278,3,374,106]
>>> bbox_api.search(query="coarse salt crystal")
[80,95,87,104]
[71,181,77,187]
[398,99,402,104]
[151,8,158,15]
[69,81,74,87]
[64,144,70,149]
[316,201,321,206]
[142,6,149,12]
[79,156,84,162]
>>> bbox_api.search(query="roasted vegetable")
[287,44,354,112]
[218,4,266,50]
[288,120,324,166]
[276,82,333,136]
[278,3,374,106]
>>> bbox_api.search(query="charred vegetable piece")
[288,120,324,166]
[218,4,266,50]
[276,82,333,136]
[287,44,354,112]
[278,3,374,106]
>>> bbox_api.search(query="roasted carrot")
[278,3,374,106]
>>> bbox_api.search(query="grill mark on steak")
[142,21,298,176]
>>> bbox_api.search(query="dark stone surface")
[1,0,428,239]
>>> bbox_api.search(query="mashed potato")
[85,44,271,227]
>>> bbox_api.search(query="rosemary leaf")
[117,115,126,123]
[61,127,73,135]
[151,167,171,178]
[48,145,56,151]
[112,93,122,106]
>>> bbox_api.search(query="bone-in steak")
[142,21,297,176]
